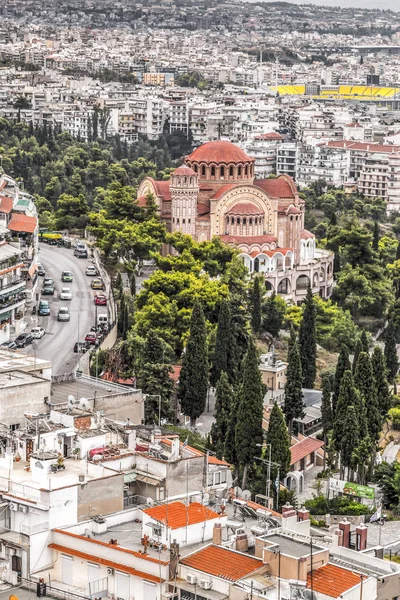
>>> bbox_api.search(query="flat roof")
[0,369,47,389]
[51,377,140,404]
[263,534,325,558]
[0,349,52,374]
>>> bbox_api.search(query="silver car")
[57,307,70,322]
[60,287,72,300]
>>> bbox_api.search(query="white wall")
[142,514,227,548]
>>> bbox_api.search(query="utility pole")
[254,454,280,509]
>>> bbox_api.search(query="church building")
[137,140,334,302]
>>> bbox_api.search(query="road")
[30,243,98,375]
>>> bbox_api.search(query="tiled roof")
[173,165,197,176]
[226,202,263,215]
[143,501,220,530]
[160,437,231,466]
[211,184,239,200]
[48,543,164,583]
[255,177,296,199]
[152,180,171,201]
[255,132,284,140]
[290,437,324,466]
[181,545,264,581]
[169,365,181,383]
[307,564,362,598]
[301,229,314,240]
[137,195,148,207]
[7,213,37,234]
[320,140,400,153]
[220,234,277,245]
[187,141,254,164]
[0,196,13,214]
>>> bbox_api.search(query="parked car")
[42,284,55,295]
[15,333,33,348]
[31,327,45,339]
[86,265,98,276]
[91,278,104,290]
[61,271,73,282]
[74,341,90,353]
[94,293,107,306]
[1,340,17,349]
[57,307,70,322]
[84,332,97,344]
[37,264,46,276]
[60,287,72,300]
[38,300,50,316]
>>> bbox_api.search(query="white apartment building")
[127,96,164,139]
[297,143,348,188]
[276,142,298,179]
[243,132,283,178]
[166,100,189,135]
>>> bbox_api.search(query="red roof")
[0,196,13,214]
[345,122,362,128]
[220,234,277,245]
[143,501,220,530]
[187,141,254,164]
[152,180,171,201]
[137,195,148,207]
[255,132,284,140]
[320,140,400,153]
[169,365,181,383]
[307,564,362,598]
[290,437,324,466]
[211,183,239,200]
[301,229,314,240]
[173,165,197,176]
[48,544,164,583]
[255,177,296,199]
[226,202,263,215]
[287,205,301,215]
[181,545,264,581]
[7,213,37,234]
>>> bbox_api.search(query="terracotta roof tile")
[143,501,220,530]
[255,177,296,199]
[48,543,164,583]
[220,234,277,245]
[181,545,264,581]
[301,229,314,240]
[211,184,239,200]
[0,196,13,214]
[173,165,197,176]
[307,564,362,598]
[290,437,324,466]
[320,140,400,153]
[254,132,284,140]
[8,213,37,234]
[187,141,254,164]
[226,202,263,215]
[152,180,171,201]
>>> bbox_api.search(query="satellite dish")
[67,394,75,405]
[242,490,251,500]
[146,498,154,506]
[233,486,242,498]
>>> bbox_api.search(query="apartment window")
[208,473,213,486]
[151,524,162,537]
[221,471,227,484]
[214,472,221,485]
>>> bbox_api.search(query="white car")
[31,327,45,339]
[85,265,98,276]
[57,307,70,322]
[60,287,72,300]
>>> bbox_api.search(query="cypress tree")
[372,346,392,417]
[262,291,284,338]
[178,301,209,425]
[235,337,264,488]
[361,330,369,354]
[210,372,232,459]
[397,241,400,261]
[143,331,165,365]
[321,374,333,439]
[385,318,399,389]
[224,387,239,468]
[352,338,363,374]
[333,370,359,450]
[266,402,291,483]
[354,352,380,441]
[251,276,262,334]
[284,336,304,434]
[210,300,231,388]
[332,345,351,413]
[298,283,317,388]
[340,405,359,479]
[372,220,379,252]
[227,295,249,386]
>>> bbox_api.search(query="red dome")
[187,141,254,164]
[172,165,197,176]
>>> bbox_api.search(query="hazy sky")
[245,0,399,11]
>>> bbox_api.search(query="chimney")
[281,503,294,517]
[335,529,343,547]
[213,523,222,546]
[355,524,367,551]
[297,507,309,522]
[172,435,180,457]
[339,520,351,548]
[236,531,248,552]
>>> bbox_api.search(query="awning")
[124,472,136,484]
[28,262,38,278]
[135,473,162,487]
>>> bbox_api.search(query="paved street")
[28,243,97,376]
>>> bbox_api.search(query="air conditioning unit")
[186,574,197,585]
[9,503,18,512]
[200,580,212,590]
[107,568,115,575]
[19,505,29,514]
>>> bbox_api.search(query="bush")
[388,407,400,430]
[305,495,370,516]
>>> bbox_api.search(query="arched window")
[188,218,191,224]
[194,164,198,173]
[254,217,258,225]
[229,166,234,177]
[237,217,240,224]
[231,217,234,225]
[249,218,253,225]
[226,216,230,223]
[244,165,248,176]
[220,166,225,178]
[238,166,242,176]
[243,218,247,225]
[201,165,206,176]
[184,177,187,184]
[177,218,180,225]
[211,166,215,177]
[189,177,193,185]
[182,218,185,224]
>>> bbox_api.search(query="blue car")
[38,300,50,316]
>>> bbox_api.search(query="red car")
[95,294,107,306]
[85,332,97,344]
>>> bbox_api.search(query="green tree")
[55,193,89,231]
[262,291,285,338]
[372,220,379,251]
[332,345,351,413]
[299,283,317,388]
[321,374,333,469]
[178,301,208,425]
[385,317,399,389]
[354,352,380,441]
[141,363,174,424]
[250,276,262,334]
[210,300,231,388]
[210,372,233,459]
[235,337,264,488]
[333,370,359,453]
[266,402,291,483]
[361,330,369,354]
[372,346,391,417]
[284,336,304,434]
[352,338,363,374]
[340,405,359,479]
[374,461,400,508]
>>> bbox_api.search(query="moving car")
[97,314,109,327]
[61,271,73,282]
[15,333,33,348]
[86,265,98,276]
[94,293,107,306]
[57,307,70,322]
[37,264,46,276]
[31,327,45,339]
[60,287,72,300]
[91,278,104,290]
[42,283,55,295]
[74,341,90,353]
[38,300,50,316]
[43,278,54,286]
[84,332,97,344]
[74,242,88,258]
[1,340,17,350]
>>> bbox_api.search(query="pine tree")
[333,370,359,450]
[340,406,359,479]
[142,331,165,365]
[210,300,231,388]
[332,345,351,413]
[352,338,363,374]
[284,337,304,434]
[262,291,283,338]
[251,276,262,334]
[298,283,317,389]
[210,372,232,459]
[361,330,369,354]
[354,351,380,441]
[178,301,209,425]
[321,374,333,439]
[266,402,291,483]
[372,346,392,417]
[235,337,264,488]
[397,242,400,261]
[385,318,399,389]
[372,220,379,251]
